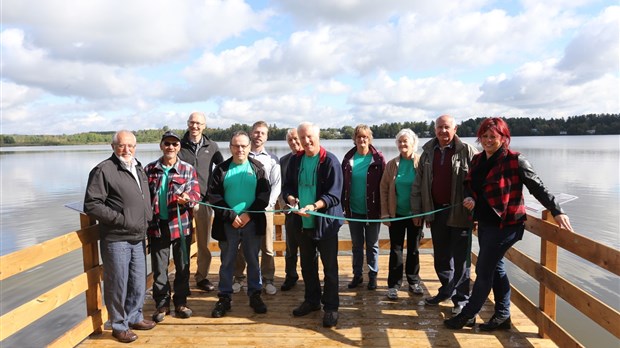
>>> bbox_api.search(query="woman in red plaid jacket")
[444,117,573,331]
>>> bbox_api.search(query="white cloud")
[2,0,272,65]
[0,1,617,135]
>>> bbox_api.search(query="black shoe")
[250,292,267,314]
[212,296,232,318]
[348,276,363,289]
[424,295,448,306]
[197,279,215,292]
[292,301,321,317]
[323,311,338,328]
[151,306,170,323]
[175,305,193,319]
[367,277,377,290]
[444,313,476,329]
[479,315,511,331]
[281,277,298,291]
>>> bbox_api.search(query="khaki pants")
[193,204,213,283]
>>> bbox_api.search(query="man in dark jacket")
[178,112,224,292]
[282,122,344,328]
[208,131,271,318]
[411,114,478,314]
[84,130,155,343]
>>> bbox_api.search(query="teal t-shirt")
[158,165,172,220]
[224,161,257,214]
[395,158,416,216]
[350,152,372,214]
[299,154,320,228]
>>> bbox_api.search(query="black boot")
[348,276,363,289]
[444,313,476,329]
[367,277,377,290]
[211,296,232,318]
[479,315,511,331]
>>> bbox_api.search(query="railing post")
[538,210,558,338]
[275,213,284,256]
[80,213,104,335]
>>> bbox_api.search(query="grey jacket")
[84,155,153,242]
[411,136,478,228]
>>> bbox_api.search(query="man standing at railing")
[84,130,156,344]
[279,128,303,291]
[178,111,224,293]
[411,114,478,315]
[282,122,344,328]
[145,131,201,323]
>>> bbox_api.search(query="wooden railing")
[0,211,618,347]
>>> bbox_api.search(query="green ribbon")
[191,200,455,223]
[176,204,189,266]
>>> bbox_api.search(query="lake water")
[1,135,619,347]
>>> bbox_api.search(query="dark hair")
[230,130,250,146]
[476,117,511,148]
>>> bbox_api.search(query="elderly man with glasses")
[145,131,201,323]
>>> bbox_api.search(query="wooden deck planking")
[79,254,557,347]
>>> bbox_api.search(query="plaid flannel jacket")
[145,158,201,239]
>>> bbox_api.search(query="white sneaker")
[232,281,242,293]
[264,282,277,295]
[387,288,398,300]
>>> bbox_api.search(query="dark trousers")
[387,217,423,288]
[150,221,191,308]
[284,213,302,281]
[430,209,471,306]
[299,230,339,311]
[462,222,524,319]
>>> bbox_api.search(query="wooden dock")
[78,254,556,347]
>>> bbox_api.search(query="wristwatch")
[312,203,318,211]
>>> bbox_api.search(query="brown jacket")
[380,153,421,219]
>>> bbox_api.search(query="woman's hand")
[554,214,573,231]
[463,197,475,211]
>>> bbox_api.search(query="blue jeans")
[218,220,262,296]
[100,239,147,332]
[284,213,302,281]
[430,209,471,307]
[387,216,423,288]
[299,230,339,311]
[349,218,380,278]
[461,222,524,319]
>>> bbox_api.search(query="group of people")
[84,113,573,343]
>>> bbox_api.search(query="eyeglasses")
[114,144,136,149]
[188,121,205,126]
[230,144,249,149]
[163,141,180,147]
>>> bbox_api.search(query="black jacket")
[84,155,152,242]
[207,157,271,241]
[178,131,224,198]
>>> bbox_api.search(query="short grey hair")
[188,111,206,123]
[297,122,320,137]
[286,128,297,138]
[395,128,419,152]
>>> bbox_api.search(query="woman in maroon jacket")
[341,124,386,290]
[444,117,573,331]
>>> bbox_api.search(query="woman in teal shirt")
[341,125,386,290]
[379,129,424,300]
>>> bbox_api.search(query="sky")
[1,0,618,135]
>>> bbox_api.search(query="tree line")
[1,113,618,146]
